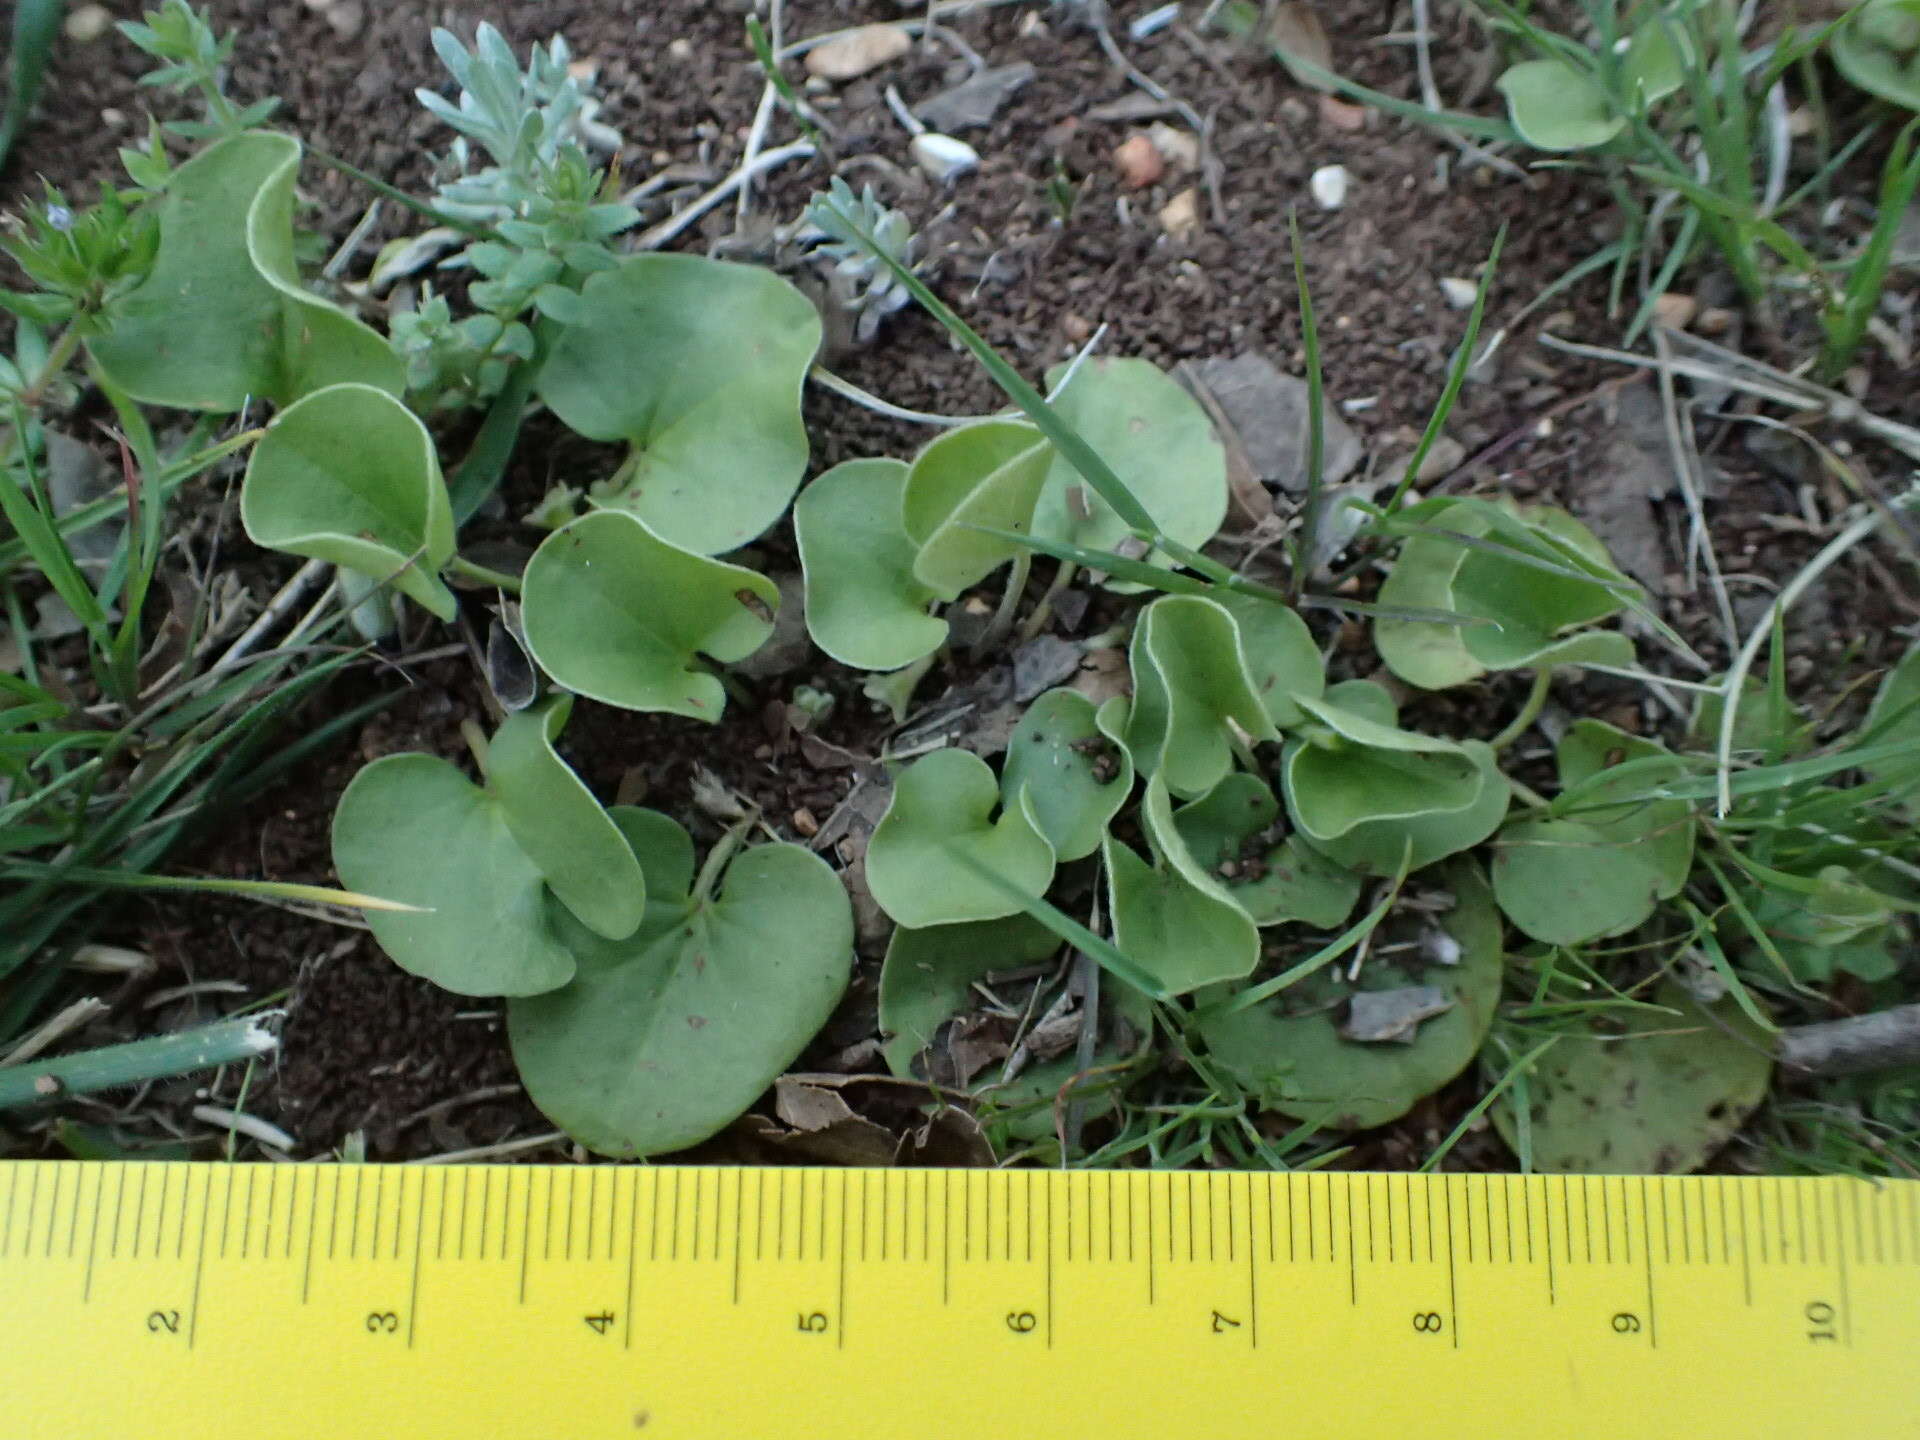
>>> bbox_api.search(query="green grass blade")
[0,0,63,166]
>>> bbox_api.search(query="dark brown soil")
[6,0,1914,1161]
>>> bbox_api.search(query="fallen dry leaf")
[1266,2,1336,91]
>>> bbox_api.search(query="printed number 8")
[1412,1312,1444,1334]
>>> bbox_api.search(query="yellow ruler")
[2,1163,1916,1438]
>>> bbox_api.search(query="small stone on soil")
[915,62,1035,132]
[1114,134,1165,190]
[910,132,979,184]
[1309,164,1349,211]
[1340,986,1455,1044]
[805,23,912,81]
[1438,277,1479,310]
[1158,187,1200,237]
[64,4,113,42]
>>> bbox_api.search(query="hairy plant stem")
[1490,667,1554,753]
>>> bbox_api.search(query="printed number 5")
[796,1311,829,1334]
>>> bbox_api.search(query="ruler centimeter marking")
[2,1163,1917,1440]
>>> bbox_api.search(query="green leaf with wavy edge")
[1496,58,1625,150]
[868,748,1056,928]
[1214,593,1325,728]
[1284,682,1508,879]
[901,420,1053,600]
[794,459,945,671]
[1121,595,1280,800]
[1199,857,1503,1130]
[536,253,820,555]
[1028,356,1227,579]
[91,131,401,410]
[241,381,456,621]
[509,809,852,1157]
[877,914,1153,1143]
[520,510,777,720]
[1103,774,1260,996]
[1490,981,1772,1173]
[1492,720,1692,945]
[1833,0,1920,113]
[1172,772,1361,929]
[1000,688,1133,863]
[1283,693,1482,843]
[331,753,576,997]
[1377,499,1636,689]
[486,696,645,941]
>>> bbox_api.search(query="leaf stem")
[18,320,85,408]
[1016,560,1078,645]
[692,819,753,908]
[446,555,523,593]
[972,550,1031,659]
[305,146,491,238]
[1490,667,1554,753]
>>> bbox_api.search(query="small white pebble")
[63,3,113,41]
[1438,276,1479,310]
[1309,164,1349,211]
[910,132,979,184]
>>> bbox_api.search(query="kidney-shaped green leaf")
[241,382,456,620]
[1490,981,1772,1173]
[1000,688,1133,863]
[331,753,575,997]
[1378,500,1636,689]
[1497,58,1625,151]
[1029,356,1227,567]
[91,131,401,410]
[487,697,645,941]
[1492,720,1692,945]
[509,809,853,1157]
[537,253,822,555]
[521,510,777,720]
[1199,857,1503,1129]
[868,748,1056,928]
[794,459,946,672]
[901,421,1053,600]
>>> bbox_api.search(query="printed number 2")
[146,1310,181,1335]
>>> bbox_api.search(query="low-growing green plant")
[7,1,1915,1179]
[1218,0,1913,376]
